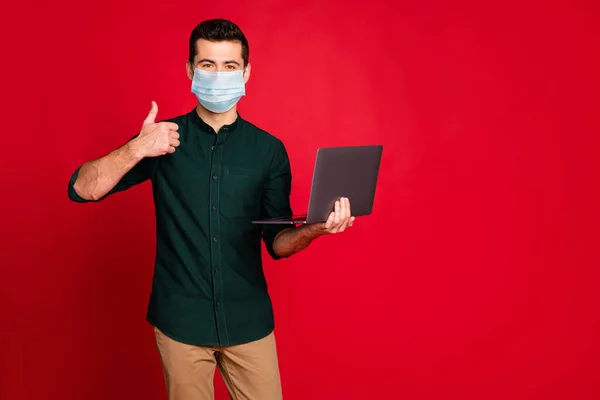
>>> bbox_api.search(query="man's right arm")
[72,141,148,201]
[69,101,180,201]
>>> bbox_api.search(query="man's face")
[186,39,250,83]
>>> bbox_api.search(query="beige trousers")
[154,327,282,400]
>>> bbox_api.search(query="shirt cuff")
[262,224,292,260]
[67,167,90,203]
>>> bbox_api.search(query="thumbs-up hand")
[131,101,180,158]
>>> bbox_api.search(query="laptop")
[252,145,383,225]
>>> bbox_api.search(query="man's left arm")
[272,197,355,258]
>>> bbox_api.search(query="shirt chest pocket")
[222,166,264,218]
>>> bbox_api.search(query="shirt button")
[211,145,215,151]
[212,205,217,211]
[212,237,218,243]
[215,268,219,273]
[216,302,221,306]
[212,175,218,180]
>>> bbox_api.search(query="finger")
[170,139,180,147]
[166,122,179,131]
[142,101,158,125]
[169,131,180,140]
[341,197,350,221]
[339,199,351,230]
[325,211,335,230]
[333,200,341,225]
[343,197,352,224]
[337,197,348,232]
[337,200,351,231]
[348,216,356,227]
[346,197,352,219]
[167,145,176,154]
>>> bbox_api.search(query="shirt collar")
[190,108,242,134]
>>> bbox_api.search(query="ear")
[243,63,251,84]
[186,60,194,80]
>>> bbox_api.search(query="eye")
[200,63,213,69]
[225,65,237,70]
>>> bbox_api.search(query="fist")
[132,101,180,158]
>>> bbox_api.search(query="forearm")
[271,198,356,257]
[272,225,322,258]
[73,140,144,201]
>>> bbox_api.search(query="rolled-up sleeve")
[67,167,89,202]
[260,140,293,260]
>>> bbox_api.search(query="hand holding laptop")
[306,197,355,235]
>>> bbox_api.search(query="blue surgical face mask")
[191,68,246,113]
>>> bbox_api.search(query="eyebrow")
[197,59,241,66]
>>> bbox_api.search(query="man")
[67,18,354,400]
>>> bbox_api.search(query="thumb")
[142,101,158,125]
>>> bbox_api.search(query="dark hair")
[188,19,249,67]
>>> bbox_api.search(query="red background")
[2,0,600,399]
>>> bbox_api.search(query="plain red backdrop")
[1,0,599,399]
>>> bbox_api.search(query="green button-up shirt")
[68,109,293,346]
